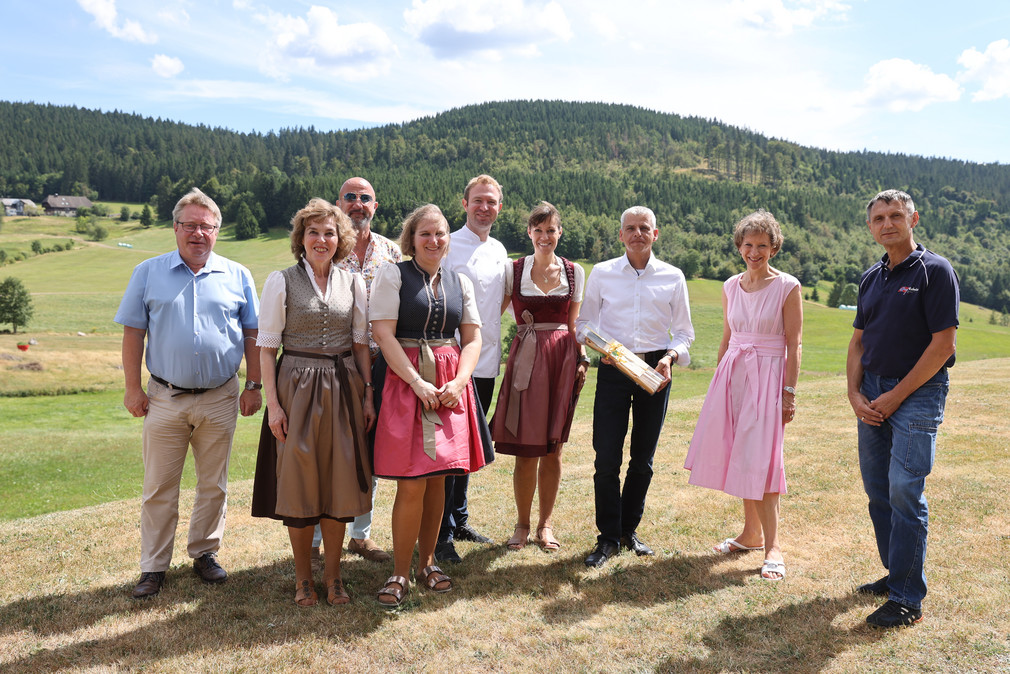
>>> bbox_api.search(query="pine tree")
[234,202,259,241]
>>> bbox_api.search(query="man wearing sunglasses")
[116,187,261,599]
[319,177,401,565]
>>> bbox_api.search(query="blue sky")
[4,1,1010,163]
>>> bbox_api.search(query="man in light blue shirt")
[115,187,261,599]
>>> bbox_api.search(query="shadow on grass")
[0,547,885,672]
[655,594,887,673]
[402,544,755,625]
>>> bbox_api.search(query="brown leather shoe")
[132,571,165,599]
[347,538,391,562]
[193,553,228,583]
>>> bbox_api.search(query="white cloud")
[859,58,961,112]
[728,0,849,36]
[77,0,157,44]
[255,5,397,81]
[157,8,190,26]
[957,39,1010,102]
[151,54,184,78]
[404,0,572,60]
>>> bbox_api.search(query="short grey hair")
[867,189,915,220]
[173,187,222,227]
[620,206,657,229]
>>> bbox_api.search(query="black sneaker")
[866,600,923,628]
[454,524,493,544]
[856,575,890,596]
[434,541,462,564]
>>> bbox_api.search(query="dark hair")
[527,201,560,230]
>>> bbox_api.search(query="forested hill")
[2,99,1009,311]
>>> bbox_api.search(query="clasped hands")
[411,377,464,411]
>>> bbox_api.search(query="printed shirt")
[336,231,401,349]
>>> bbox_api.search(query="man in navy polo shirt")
[846,189,959,628]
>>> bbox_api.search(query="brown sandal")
[377,575,408,608]
[294,579,317,607]
[506,525,530,551]
[326,577,350,605]
[535,526,561,552]
[418,565,452,593]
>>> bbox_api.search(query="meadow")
[1,210,1009,672]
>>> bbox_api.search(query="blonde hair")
[463,174,503,202]
[173,187,222,227]
[398,204,448,258]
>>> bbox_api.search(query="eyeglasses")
[342,193,373,203]
[176,221,219,234]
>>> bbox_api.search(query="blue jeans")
[858,368,948,609]
[592,354,671,546]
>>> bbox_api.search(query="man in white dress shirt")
[575,206,695,568]
[435,174,509,562]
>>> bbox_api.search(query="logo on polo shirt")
[898,286,919,295]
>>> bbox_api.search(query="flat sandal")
[294,579,317,607]
[326,577,350,605]
[377,575,409,608]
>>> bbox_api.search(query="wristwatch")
[245,380,262,391]
[782,386,796,395]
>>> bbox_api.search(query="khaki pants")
[140,375,239,572]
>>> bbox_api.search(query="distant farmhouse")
[43,195,93,216]
[2,198,38,216]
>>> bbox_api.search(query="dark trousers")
[439,376,496,542]
[592,353,671,546]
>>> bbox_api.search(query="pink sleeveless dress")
[684,273,799,500]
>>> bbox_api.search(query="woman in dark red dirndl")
[491,202,588,552]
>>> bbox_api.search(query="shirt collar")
[168,249,225,275]
[881,243,925,271]
[621,252,656,274]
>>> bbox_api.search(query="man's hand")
[848,390,884,427]
[239,389,262,416]
[654,357,673,392]
[124,387,149,417]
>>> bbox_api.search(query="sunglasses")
[342,193,374,203]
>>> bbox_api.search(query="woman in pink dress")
[490,202,588,552]
[369,204,489,607]
[684,209,802,581]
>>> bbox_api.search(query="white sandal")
[713,538,763,554]
[761,559,786,581]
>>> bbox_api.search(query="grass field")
[0,360,1007,672]
[2,212,1010,671]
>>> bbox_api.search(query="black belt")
[151,374,221,397]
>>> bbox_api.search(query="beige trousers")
[140,375,239,572]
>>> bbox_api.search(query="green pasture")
[2,220,1010,519]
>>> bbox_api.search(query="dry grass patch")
[1,361,1009,672]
